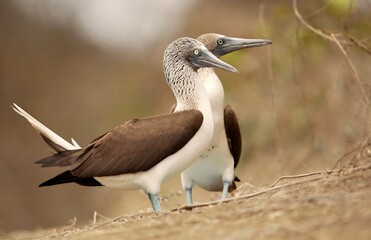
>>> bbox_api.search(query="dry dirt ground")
[4,159,371,240]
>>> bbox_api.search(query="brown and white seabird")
[180,34,272,204]
[12,37,237,212]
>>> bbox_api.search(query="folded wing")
[37,110,203,181]
[224,105,242,168]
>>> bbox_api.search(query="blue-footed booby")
[13,37,237,212]
[179,34,272,205]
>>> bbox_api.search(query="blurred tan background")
[1,0,370,232]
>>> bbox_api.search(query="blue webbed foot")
[221,181,230,200]
[185,188,193,205]
[148,193,161,212]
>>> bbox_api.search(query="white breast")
[181,69,235,192]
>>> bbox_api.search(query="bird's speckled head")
[163,37,205,85]
[163,37,237,83]
[197,33,273,58]
[163,37,237,109]
[163,38,202,109]
[197,33,224,53]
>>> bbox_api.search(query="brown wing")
[224,105,242,168]
[50,110,204,178]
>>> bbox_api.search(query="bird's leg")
[221,180,230,200]
[185,188,193,205]
[147,193,161,212]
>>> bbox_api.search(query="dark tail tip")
[38,171,103,187]
[38,170,76,187]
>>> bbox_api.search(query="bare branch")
[293,0,370,105]
[331,33,370,104]
[293,0,333,41]
[270,171,331,188]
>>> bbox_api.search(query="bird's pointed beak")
[189,49,238,73]
[212,38,273,57]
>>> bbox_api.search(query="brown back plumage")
[36,109,204,180]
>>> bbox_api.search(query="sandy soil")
[4,158,371,240]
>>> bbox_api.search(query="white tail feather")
[12,103,81,150]
[71,138,81,148]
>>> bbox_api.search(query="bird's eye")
[194,49,199,55]
[217,39,224,45]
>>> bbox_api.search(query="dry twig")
[331,33,369,104]
[92,211,112,225]
[269,171,331,188]
[331,142,362,171]
[293,0,371,104]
